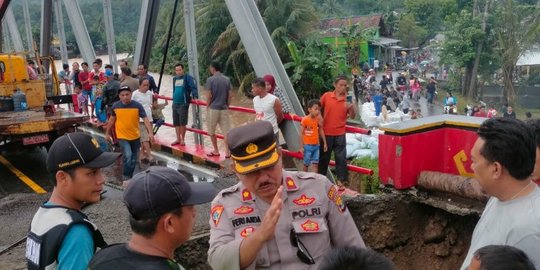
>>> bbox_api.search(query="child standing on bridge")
[299,99,327,172]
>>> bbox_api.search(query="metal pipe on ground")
[417,171,488,202]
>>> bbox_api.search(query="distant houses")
[319,15,401,70]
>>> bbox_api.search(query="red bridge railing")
[156,95,374,175]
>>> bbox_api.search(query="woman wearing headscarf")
[263,74,293,114]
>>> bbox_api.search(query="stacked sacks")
[345,130,381,159]
[360,102,410,128]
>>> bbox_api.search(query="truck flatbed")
[0,109,88,148]
[0,110,87,135]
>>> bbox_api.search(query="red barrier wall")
[379,115,485,189]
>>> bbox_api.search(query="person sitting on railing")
[151,96,167,135]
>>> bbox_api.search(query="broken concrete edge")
[80,122,223,170]
[380,186,485,216]
[174,193,481,269]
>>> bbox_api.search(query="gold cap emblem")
[91,138,100,148]
[246,143,258,154]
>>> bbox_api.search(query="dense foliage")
[10,0,540,105]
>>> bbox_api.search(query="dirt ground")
[348,194,479,270]
[0,166,240,270]
[0,172,479,270]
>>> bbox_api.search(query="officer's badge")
[211,205,224,226]
[91,138,100,148]
[333,195,346,213]
[327,185,338,201]
[242,189,253,201]
[246,143,258,154]
[293,194,315,206]
[285,177,298,190]
[301,219,320,232]
[240,226,255,238]
[234,205,254,215]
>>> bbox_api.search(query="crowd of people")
[24,59,540,269]
[25,116,540,270]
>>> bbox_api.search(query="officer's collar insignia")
[242,189,253,201]
[293,194,315,206]
[327,185,338,201]
[234,205,254,215]
[246,143,258,154]
[285,177,298,191]
[240,226,255,238]
[300,219,320,232]
[333,195,346,213]
[211,205,224,227]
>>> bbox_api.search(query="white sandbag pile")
[360,102,410,128]
[345,131,381,159]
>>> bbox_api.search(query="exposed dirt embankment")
[349,194,479,270]
[176,194,480,270]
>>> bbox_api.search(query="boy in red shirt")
[299,99,327,172]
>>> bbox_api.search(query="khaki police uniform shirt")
[208,171,365,270]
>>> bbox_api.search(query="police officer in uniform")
[26,133,120,270]
[208,121,365,270]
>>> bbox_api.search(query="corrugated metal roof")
[372,37,400,46]
[320,15,382,38]
[517,50,540,66]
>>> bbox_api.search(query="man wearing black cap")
[88,166,217,269]
[208,121,365,270]
[105,85,154,183]
[26,133,120,270]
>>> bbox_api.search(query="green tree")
[340,24,377,69]
[209,0,319,91]
[284,38,342,107]
[492,0,540,104]
[394,14,427,48]
[318,0,344,18]
[440,10,485,97]
[403,0,458,43]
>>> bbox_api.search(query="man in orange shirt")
[318,76,357,187]
[299,99,327,172]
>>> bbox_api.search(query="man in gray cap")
[88,166,217,269]
[26,132,121,270]
[208,121,365,270]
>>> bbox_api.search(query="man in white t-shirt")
[132,78,154,163]
[461,118,540,270]
[251,77,283,143]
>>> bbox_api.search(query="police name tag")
[26,235,41,265]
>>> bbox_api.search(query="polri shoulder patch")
[211,205,224,227]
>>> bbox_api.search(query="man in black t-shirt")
[88,166,217,269]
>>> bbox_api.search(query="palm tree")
[209,0,320,91]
